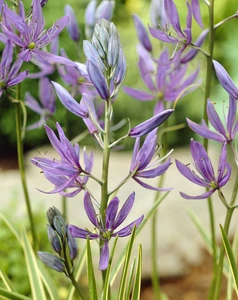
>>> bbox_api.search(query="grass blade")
[0,287,31,300]
[0,269,14,291]
[220,225,238,296]
[131,245,142,300]
[21,228,47,300]
[117,226,137,300]
[86,238,98,300]
[125,259,136,300]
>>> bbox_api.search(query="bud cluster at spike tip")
[84,19,127,101]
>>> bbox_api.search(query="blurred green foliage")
[0,0,238,155]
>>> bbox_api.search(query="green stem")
[15,103,37,249]
[151,175,164,300]
[100,100,112,284]
[203,0,217,298]
[213,172,238,300]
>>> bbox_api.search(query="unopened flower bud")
[38,252,65,272]
[47,206,62,228]
[66,227,78,260]
[53,215,67,240]
[47,225,62,254]
[64,5,80,42]
[95,0,115,22]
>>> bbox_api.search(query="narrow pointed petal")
[99,242,109,270]
[33,49,76,66]
[105,197,119,230]
[84,192,98,227]
[8,70,28,87]
[64,5,80,42]
[207,99,227,136]
[191,0,203,28]
[149,26,178,44]
[138,158,171,178]
[114,215,144,237]
[52,81,87,117]
[175,159,210,187]
[69,225,98,239]
[186,118,226,143]
[227,95,237,137]
[219,163,232,187]
[114,192,135,229]
[133,14,152,52]
[133,177,173,191]
[164,0,184,38]
[180,189,214,200]
[130,109,174,137]
[25,92,43,114]
[213,60,238,99]
[123,87,154,101]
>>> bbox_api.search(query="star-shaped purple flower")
[69,192,143,270]
[187,97,238,143]
[130,129,173,191]
[31,122,94,197]
[2,1,74,65]
[176,139,232,199]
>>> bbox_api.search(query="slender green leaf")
[67,245,87,300]
[86,238,98,300]
[131,245,142,300]
[21,228,47,300]
[111,192,169,284]
[0,288,31,300]
[220,225,238,296]
[102,236,118,300]
[0,212,22,245]
[125,259,136,300]
[117,226,137,300]
[187,207,212,254]
[226,225,238,299]
[37,261,59,300]
[0,269,14,291]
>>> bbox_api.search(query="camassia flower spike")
[176,139,231,200]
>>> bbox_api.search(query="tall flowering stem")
[203,0,218,296]
[100,99,112,281]
[14,0,37,249]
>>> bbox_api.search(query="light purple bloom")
[84,0,97,38]
[69,192,144,270]
[187,97,238,143]
[149,0,192,60]
[25,77,55,129]
[130,129,173,191]
[176,139,231,199]
[130,109,174,138]
[31,122,93,197]
[64,5,80,42]
[0,40,28,96]
[213,60,238,99]
[124,47,199,108]
[133,14,152,52]
[2,2,74,65]
[95,0,115,22]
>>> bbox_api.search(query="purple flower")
[132,14,152,52]
[95,0,115,22]
[176,139,232,199]
[2,2,74,65]
[187,97,238,143]
[64,5,80,42]
[69,192,144,270]
[31,122,94,197]
[25,77,55,129]
[213,60,238,100]
[84,0,97,38]
[124,47,199,108]
[130,109,174,138]
[130,129,173,191]
[0,40,28,96]
[149,0,192,60]
[190,0,203,28]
